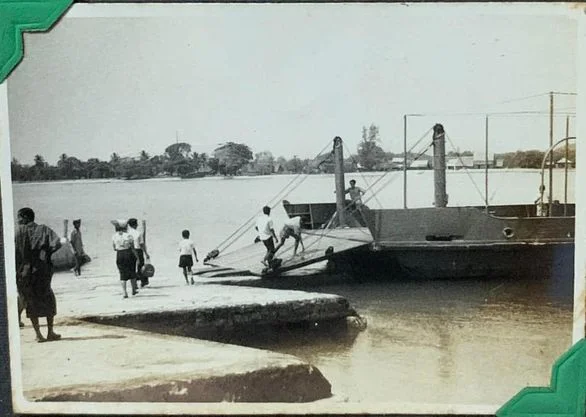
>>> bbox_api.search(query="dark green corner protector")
[496,338,586,417]
[0,0,72,83]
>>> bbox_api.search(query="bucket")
[141,263,155,278]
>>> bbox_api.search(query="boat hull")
[356,205,574,280]
[363,206,574,244]
[284,202,575,281]
[332,240,574,281]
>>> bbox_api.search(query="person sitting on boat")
[255,206,278,266]
[273,216,305,257]
[344,179,366,211]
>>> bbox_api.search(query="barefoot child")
[178,230,198,284]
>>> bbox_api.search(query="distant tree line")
[11,141,319,182]
[11,127,576,182]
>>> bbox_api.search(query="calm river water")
[11,169,574,407]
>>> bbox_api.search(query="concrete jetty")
[17,267,361,403]
[20,323,331,403]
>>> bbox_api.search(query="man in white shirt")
[127,218,150,288]
[255,206,278,266]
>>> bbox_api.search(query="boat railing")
[539,136,576,217]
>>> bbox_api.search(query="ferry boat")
[283,127,575,280]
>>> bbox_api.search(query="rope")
[319,128,435,239]
[214,174,304,252]
[342,141,384,209]
[363,139,433,206]
[351,126,434,205]
[212,125,435,262]
[221,174,311,253]
[320,128,434,231]
[444,133,486,204]
[409,110,576,118]
[213,140,334,254]
[496,92,550,105]
[361,127,434,204]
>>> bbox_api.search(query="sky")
[5,3,578,165]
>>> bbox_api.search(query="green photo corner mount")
[497,338,586,417]
[0,0,72,84]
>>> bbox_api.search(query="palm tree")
[34,154,46,167]
[32,154,47,180]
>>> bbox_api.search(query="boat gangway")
[195,227,372,278]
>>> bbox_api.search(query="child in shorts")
[178,230,198,284]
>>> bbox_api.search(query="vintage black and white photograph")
[0,2,584,414]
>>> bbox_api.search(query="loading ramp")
[196,227,372,278]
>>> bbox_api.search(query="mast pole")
[484,115,489,213]
[564,116,570,217]
[548,92,554,216]
[333,136,347,226]
[403,115,408,208]
[432,124,447,208]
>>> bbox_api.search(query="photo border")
[0,2,585,416]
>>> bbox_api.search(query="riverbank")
[16,268,360,403]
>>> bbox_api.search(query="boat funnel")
[432,124,448,208]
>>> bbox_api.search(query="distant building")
[472,152,495,169]
[409,160,430,170]
[375,161,393,171]
[555,157,574,168]
[391,157,405,170]
[447,156,474,170]
[240,163,261,176]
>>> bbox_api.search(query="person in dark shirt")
[15,207,63,342]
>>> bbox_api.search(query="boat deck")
[197,227,373,277]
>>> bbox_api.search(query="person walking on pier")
[127,218,150,288]
[255,206,278,266]
[15,207,63,342]
[112,220,139,298]
[273,216,305,257]
[178,230,199,284]
[70,219,86,277]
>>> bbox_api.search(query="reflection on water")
[257,276,572,405]
[11,173,574,406]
